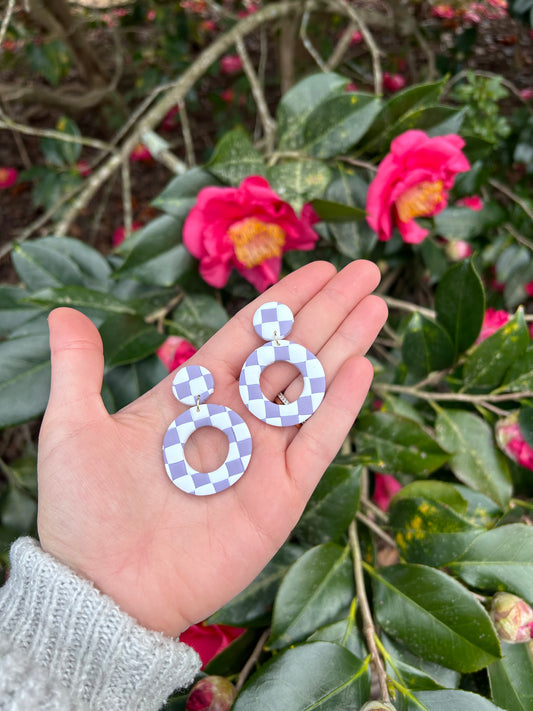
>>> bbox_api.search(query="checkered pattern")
[163,404,252,496]
[172,365,214,406]
[253,302,294,341]
[239,340,326,427]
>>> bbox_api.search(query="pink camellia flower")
[186,676,236,711]
[0,166,18,189]
[180,622,245,669]
[160,105,180,131]
[520,88,533,101]
[183,176,319,291]
[345,82,359,92]
[157,336,196,372]
[491,592,533,643]
[220,88,235,104]
[130,143,153,163]
[350,30,363,44]
[525,282,533,297]
[445,239,473,261]
[496,411,533,471]
[75,161,92,177]
[383,72,407,92]
[456,195,483,210]
[476,307,509,343]
[366,130,470,244]
[373,473,402,511]
[112,221,144,247]
[220,54,243,75]
[431,4,456,18]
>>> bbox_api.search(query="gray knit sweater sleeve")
[0,538,201,710]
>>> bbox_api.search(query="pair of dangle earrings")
[162,302,326,496]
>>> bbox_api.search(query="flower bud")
[490,592,533,643]
[186,676,236,711]
[495,412,533,471]
[359,702,397,711]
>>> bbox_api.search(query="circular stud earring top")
[240,302,326,427]
[163,365,252,496]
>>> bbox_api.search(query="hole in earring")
[184,427,229,473]
[260,362,303,403]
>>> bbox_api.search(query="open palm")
[37,260,387,636]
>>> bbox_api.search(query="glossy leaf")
[435,408,512,507]
[267,160,332,211]
[208,543,303,627]
[152,168,219,218]
[324,169,376,258]
[0,333,51,427]
[204,629,262,676]
[500,344,533,393]
[103,355,168,411]
[407,690,505,710]
[233,641,369,711]
[294,464,362,545]
[382,633,460,692]
[169,293,228,349]
[207,127,266,184]
[392,480,469,514]
[384,106,465,146]
[40,116,82,166]
[448,524,533,600]
[434,203,504,240]
[370,563,501,672]
[488,641,533,711]
[25,286,136,317]
[310,198,366,222]
[518,404,533,449]
[100,314,165,368]
[463,307,529,392]
[268,543,354,650]
[303,93,382,158]
[307,607,367,660]
[12,236,111,290]
[402,313,455,377]
[435,260,485,354]
[0,286,44,336]
[355,412,449,477]
[277,72,348,150]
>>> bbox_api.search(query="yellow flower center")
[395,180,444,223]
[227,217,286,269]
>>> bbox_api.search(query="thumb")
[47,307,105,413]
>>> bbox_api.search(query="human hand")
[37,260,387,636]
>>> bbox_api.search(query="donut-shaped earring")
[162,365,252,495]
[239,302,326,427]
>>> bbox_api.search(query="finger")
[286,355,374,496]
[47,307,105,413]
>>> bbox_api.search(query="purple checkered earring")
[239,302,326,427]
[162,365,252,496]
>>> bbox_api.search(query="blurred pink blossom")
[0,166,18,189]
[496,412,533,471]
[75,161,92,177]
[112,221,143,247]
[383,72,407,92]
[161,106,180,131]
[456,195,483,210]
[520,88,533,101]
[445,240,473,261]
[220,54,243,75]
[350,30,363,44]
[130,143,153,163]
[373,473,402,511]
[476,307,509,343]
[157,336,197,372]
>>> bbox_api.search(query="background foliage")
[1,0,533,708]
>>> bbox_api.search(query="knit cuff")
[0,538,201,711]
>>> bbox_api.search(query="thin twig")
[236,35,275,151]
[0,0,16,51]
[299,4,328,71]
[178,101,196,168]
[325,21,359,72]
[503,221,533,251]
[382,295,436,320]
[491,179,533,224]
[374,382,533,404]
[356,511,396,547]
[235,628,270,693]
[121,158,132,239]
[362,496,389,523]
[349,517,390,702]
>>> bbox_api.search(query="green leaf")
[435,259,485,354]
[392,480,469,514]
[402,313,455,377]
[488,641,533,711]
[12,236,111,290]
[204,629,262,676]
[115,216,194,286]
[27,40,71,86]
[355,412,450,477]
[448,524,533,600]
[40,116,82,166]
[307,607,367,660]
[268,543,354,650]
[518,404,533,449]
[169,293,228,349]
[233,641,370,711]
[434,203,505,240]
[0,286,44,336]
[310,199,366,222]
[435,408,512,507]
[302,93,382,159]
[463,307,529,392]
[294,464,362,545]
[389,493,484,567]
[361,79,447,150]
[408,690,505,710]
[370,563,501,672]
[0,486,37,534]
[208,543,303,627]
[100,314,165,368]
[152,168,220,218]
[25,286,136,317]
[499,343,533,393]
[0,333,51,426]
[103,355,168,411]
[207,127,266,184]
[267,160,332,212]
[277,72,349,151]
